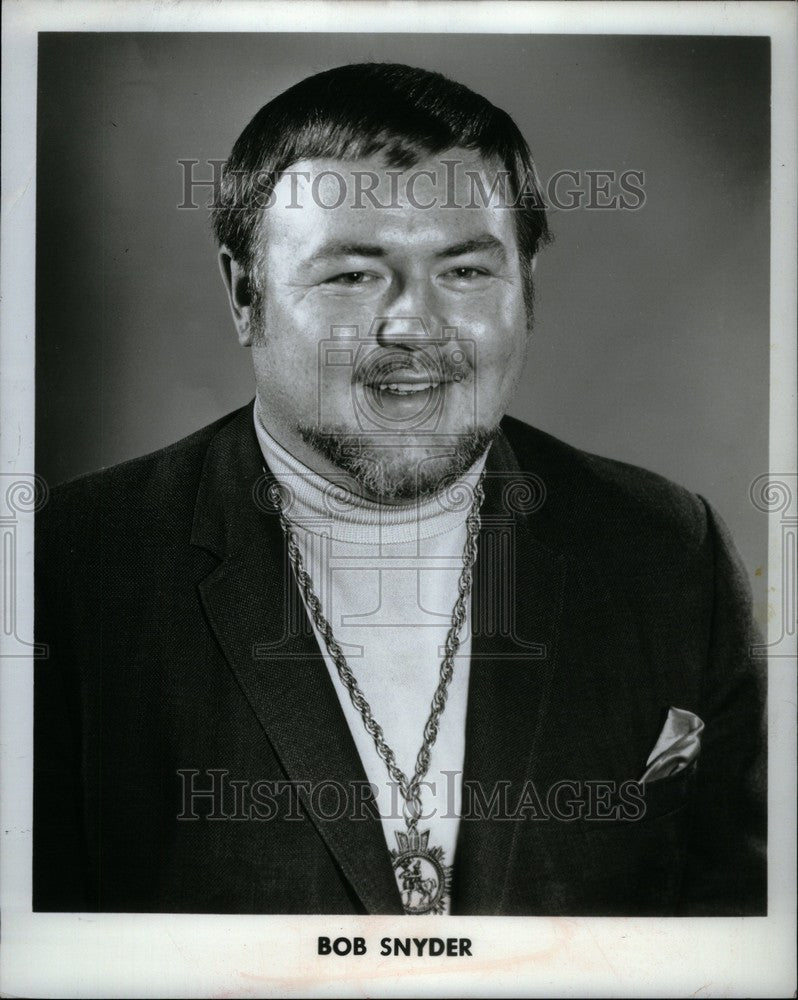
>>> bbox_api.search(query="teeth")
[379,381,438,394]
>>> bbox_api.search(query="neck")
[253,402,490,544]
[254,397,493,507]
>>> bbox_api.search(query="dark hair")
[212,62,550,281]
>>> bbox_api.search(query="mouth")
[374,377,443,395]
[363,362,448,396]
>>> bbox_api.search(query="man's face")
[239,149,531,501]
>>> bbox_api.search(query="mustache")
[354,349,472,385]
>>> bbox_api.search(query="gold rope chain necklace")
[266,470,485,914]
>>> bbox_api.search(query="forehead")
[258,149,520,258]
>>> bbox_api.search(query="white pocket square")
[639,706,704,784]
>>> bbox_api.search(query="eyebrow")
[305,241,387,263]
[434,235,507,261]
[303,233,507,265]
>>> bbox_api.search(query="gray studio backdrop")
[36,33,770,621]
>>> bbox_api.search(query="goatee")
[296,425,498,503]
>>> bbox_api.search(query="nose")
[373,315,431,347]
[371,279,443,348]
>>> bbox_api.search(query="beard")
[295,424,498,503]
[247,285,501,502]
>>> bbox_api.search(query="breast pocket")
[508,765,699,915]
[635,760,698,824]
[569,763,698,913]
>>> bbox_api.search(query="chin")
[297,423,498,503]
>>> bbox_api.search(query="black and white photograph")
[1,2,795,997]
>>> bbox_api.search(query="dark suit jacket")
[34,404,766,915]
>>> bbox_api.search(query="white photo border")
[1,2,795,997]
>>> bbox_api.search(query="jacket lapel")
[191,407,403,914]
[188,407,654,916]
[452,428,658,914]
[451,432,566,913]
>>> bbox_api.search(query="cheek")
[500,335,530,398]
[251,305,314,403]
[263,292,378,355]
[462,304,528,389]
[256,297,317,368]
[253,297,361,419]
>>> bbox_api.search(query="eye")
[324,271,376,286]
[443,266,491,282]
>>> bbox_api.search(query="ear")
[218,247,257,347]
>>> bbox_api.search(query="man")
[34,63,765,916]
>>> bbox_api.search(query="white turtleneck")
[254,403,488,908]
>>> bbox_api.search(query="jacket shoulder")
[499,414,710,553]
[38,404,250,544]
